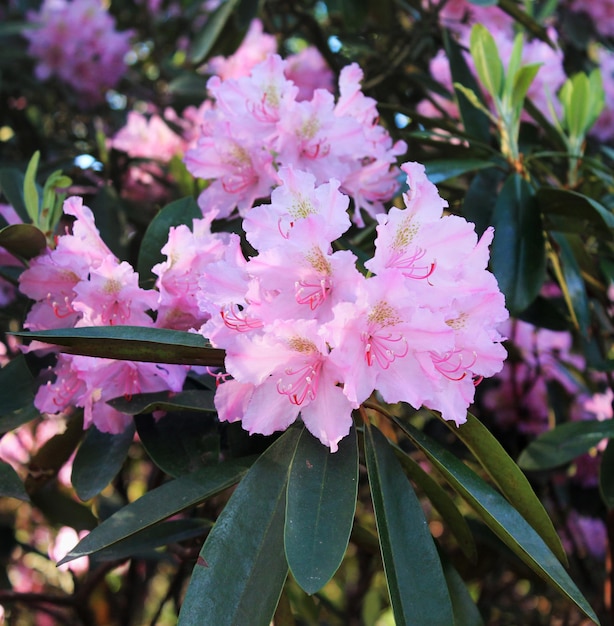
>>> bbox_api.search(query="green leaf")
[599,438,614,510]
[285,426,358,594]
[137,196,201,288]
[365,424,454,626]
[396,419,600,624]
[511,63,541,111]
[92,519,211,561]
[395,448,477,563]
[71,425,135,501]
[12,326,226,367]
[424,159,496,184]
[0,461,29,501]
[444,31,491,143]
[0,355,39,433]
[538,187,614,237]
[190,0,241,63]
[0,168,30,223]
[109,389,216,415]
[518,420,614,471]
[550,232,591,337]
[59,456,254,564]
[178,427,301,626]
[441,557,484,626]
[451,412,567,565]
[490,173,546,315]
[31,484,97,531]
[462,167,504,236]
[135,411,220,477]
[0,223,46,260]
[470,24,504,99]
[23,151,41,223]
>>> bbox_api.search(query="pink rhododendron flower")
[19,196,188,434]
[185,53,406,224]
[198,161,508,450]
[24,0,133,107]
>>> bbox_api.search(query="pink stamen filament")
[386,247,436,280]
[221,304,263,332]
[221,171,257,194]
[362,330,409,369]
[295,277,332,310]
[302,139,330,160]
[49,294,76,319]
[431,350,477,381]
[277,359,322,405]
[246,95,278,123]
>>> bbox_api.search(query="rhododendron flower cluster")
[185,53,407,226]
[19,197,189,434]
[195,162,509,451]
[204,18,334,100]
[24,0,133,107]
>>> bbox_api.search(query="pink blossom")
[51,527,89,574]
[285,46,335,101]
[109,111,185,161]
[24,0,133,108]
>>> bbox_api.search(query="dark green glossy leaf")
[0,461,29,501]
[518,295,571,331]
[518,420,614,471]
[490,173,546,315]
[550,233,590,337]
[395,447,477,563]
[72,425,135,501]
[31,484,97,532]
[135,411,220,477]
[0,224,46,260]
[467,0,497,5]
[365,424,454,626]
[59,456,254,564]
[93,519,211,561]
[538,187,614,236]
[424,159,495,184]
[441,557,484,626]
[179,427,301,626]
[599,438,614,510]
[396,419,600,624]
[109,389,216,415]
[0,168,30,223]
[137,196,201,288]
[0,355,39,433]
[463,167,504,236]
[12,326,226,367]
[190,0,241,63]
[167,73,209,98]
[285,426,358,594]
[451,412,567,564]
[444,31,491,144]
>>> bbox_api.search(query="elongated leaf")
[109,389,216,415]
[395,447,477,563]
[72,425,135,501]
[538,187,614,235]
[93,519,211,562]
[0,168,30,223]
[550,232,590,336]
[23,151,40,223]
[137,196,201,287]
[441,556,484,626]
[518,420,614,471]
[0,224,46,260]
[599,439,614,509]
[31,484,97,531]
[0,354,39,433]
[13,326,226,367]
[463,167,504,236]
[470,24,504,99]
[490,173,546,315]
[179,427,301,626]
[190,0,241,63]
[59,456,254,564]
[285,426,358,594]
[396,419,600,624]
[365,424,454,626]
[444,30,491,143]
[0,461,29,501]
[450,412,567,564]
[135,411,220,477]
[424,159,495,184]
